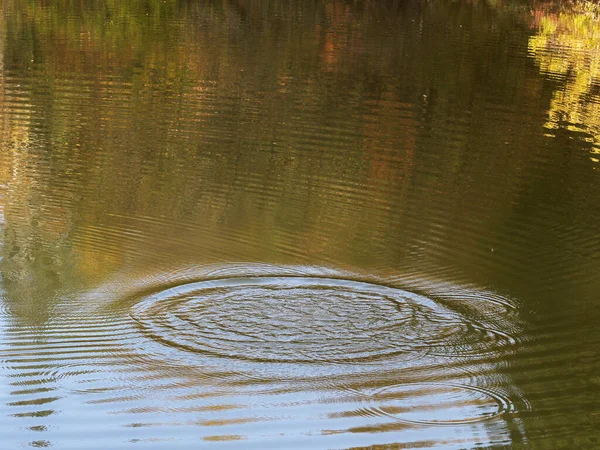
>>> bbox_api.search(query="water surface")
[1,0,600,448]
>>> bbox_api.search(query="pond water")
[1,1,600,448]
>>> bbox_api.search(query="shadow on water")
[1,0,600,448]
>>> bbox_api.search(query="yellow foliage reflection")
[528,1,600,164]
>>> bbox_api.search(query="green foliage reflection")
[529,1,600,164]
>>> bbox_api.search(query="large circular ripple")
[130,276,516,363]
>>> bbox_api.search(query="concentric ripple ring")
[129,276,516,364]
[363,382,511,425]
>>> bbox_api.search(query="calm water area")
[1,0,600,448]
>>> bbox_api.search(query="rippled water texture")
[2,0,600,449]
[131,275,517,363]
